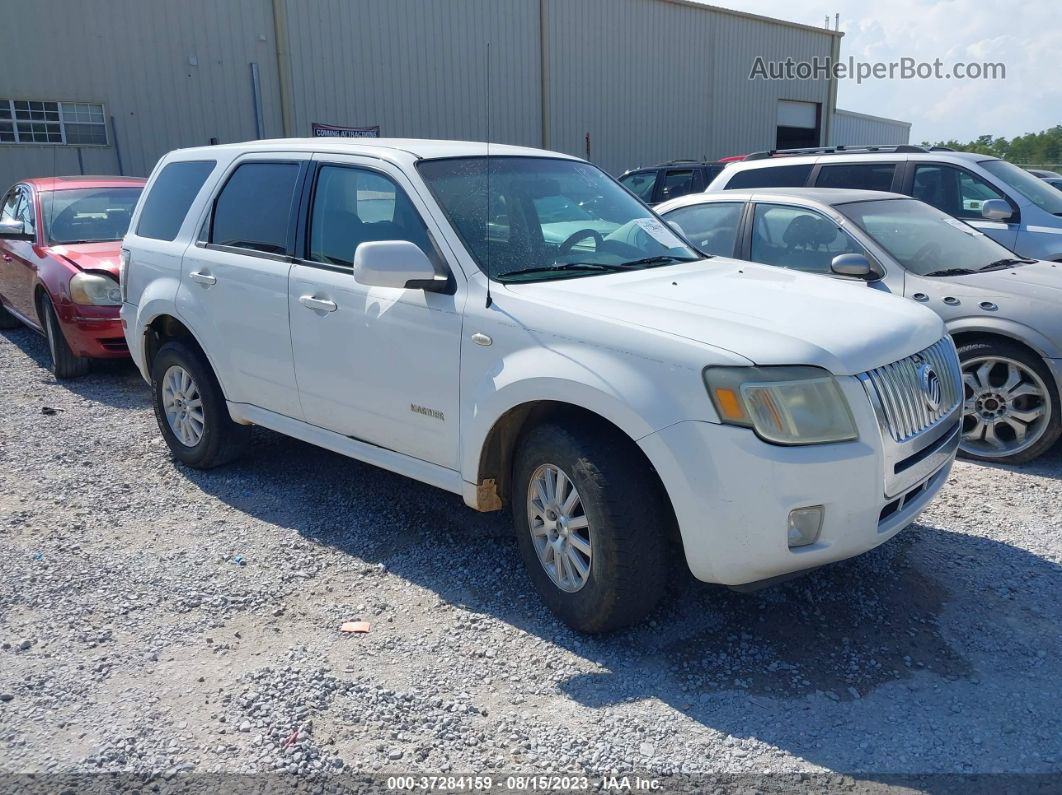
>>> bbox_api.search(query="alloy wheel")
[162,365,206,447]
[527,463,592,593]
[961,355,1050,458]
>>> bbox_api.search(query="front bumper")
[56,301,127,359]
[638,410,958,586]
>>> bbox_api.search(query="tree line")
[922,125,1062,168]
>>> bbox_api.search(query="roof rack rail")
[657,159,702,165]
[744,144,936,161]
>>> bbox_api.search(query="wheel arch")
[140,312,233,400]
[470,400,679,545]
[946,317,1060,360]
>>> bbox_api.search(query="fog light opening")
[788,506,824,548]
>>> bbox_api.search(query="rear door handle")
[189,271,216,285]
[1,254,12,262]
[299,295,337,313]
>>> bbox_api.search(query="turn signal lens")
[713,387,745,421]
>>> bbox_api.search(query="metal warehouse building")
[0,0,908,189]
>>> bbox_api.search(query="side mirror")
[980,199,1013,221]
[0,219,32,241]
[353,240,448,291]
[831,253,875,279]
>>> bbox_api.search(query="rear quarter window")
[724,164,812,189]
[135,160,216,241]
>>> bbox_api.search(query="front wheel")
[41,296,90,379]
[512,421,670,633]
[150,341,248,468]
[957,340,1061,464]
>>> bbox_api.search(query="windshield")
[839,198,1022,276]
[43,187,143,244]
[979,159,1062,215]
[417,157,699,282]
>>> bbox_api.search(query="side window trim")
[200,158,309,261]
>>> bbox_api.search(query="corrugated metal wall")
[0,0,282,189]
[280,0,542,147]
[830,109,911,146]
[0,0,843,188]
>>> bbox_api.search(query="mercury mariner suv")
[121,139,961,633]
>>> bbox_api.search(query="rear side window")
[659,169,695,202]
[619,170,658,202]
[816,163,895,191]
[210,162,302,255]
[663,202,744,257]
[724,164,812,189]
[136,160,215,241]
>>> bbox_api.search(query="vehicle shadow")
[183,426,1062,778]
[0,326,148,409]
[964,441,1062,480]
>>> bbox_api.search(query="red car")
[0,176,145,378]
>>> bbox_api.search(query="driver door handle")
[299,295,337,313]
[189,271,216,286]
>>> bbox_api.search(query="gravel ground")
[1,324,1060,790]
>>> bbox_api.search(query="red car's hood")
[44,242,122,277]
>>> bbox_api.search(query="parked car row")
[2,136,1047,635]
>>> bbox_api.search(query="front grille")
[859,337,962,443]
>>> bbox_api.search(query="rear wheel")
[957,340,1060,463]
[512,421,670,633]
[150,340,248,468]
[41,296,90,379]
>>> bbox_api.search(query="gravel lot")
[1,324,1060,789]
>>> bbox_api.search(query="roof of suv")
[661,187,907,213]
[168,137,578,163]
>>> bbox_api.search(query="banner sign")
[311,122,380,138]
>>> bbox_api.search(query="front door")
[287,155,463,469]
[175,155,306,418]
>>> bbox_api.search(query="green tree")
[921,125,1062,168]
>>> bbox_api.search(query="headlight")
[70,272,122,306]
[703,365,858,445]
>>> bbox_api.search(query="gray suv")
[706,146,1062,262]
[657,187,1062,464]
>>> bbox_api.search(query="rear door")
[175,154,307,419]
[618,170,659,205]
[287,154,463,468]
[659,200,746,257]
[813,161,901,192]
[657,168,697,204]
[3,186,40,318]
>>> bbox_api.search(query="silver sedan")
[657,187,1062,463]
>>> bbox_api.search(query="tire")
[41,296,90,379]
[957,339,1061,464]
[150,340,249,469]
[512,420,670,633]
[0,301,20,329]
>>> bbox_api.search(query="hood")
[44,242,122,277]
[939,260,1062,298]
[507,259,943,375]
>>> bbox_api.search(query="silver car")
[706,146,1062,263]
[657,187,1062,463]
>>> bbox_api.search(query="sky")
[708,0,1061,143]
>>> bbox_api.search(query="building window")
[0,99,107,145]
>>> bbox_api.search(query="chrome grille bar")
[860,337,962,443]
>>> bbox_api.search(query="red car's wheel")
[40,296,90,379]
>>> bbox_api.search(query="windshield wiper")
[620,255,703,267]
[496,262,628,281]
[923,268,976,277]
[979,258,1037,271]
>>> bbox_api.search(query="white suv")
[121,138,961,633]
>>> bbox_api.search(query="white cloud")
[707,0,1061,142]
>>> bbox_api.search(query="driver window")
[17,188,35,233]
[309,165,437,268]
[912,164,1006,220]
[750,203,864,274]
[0,190,18,222]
